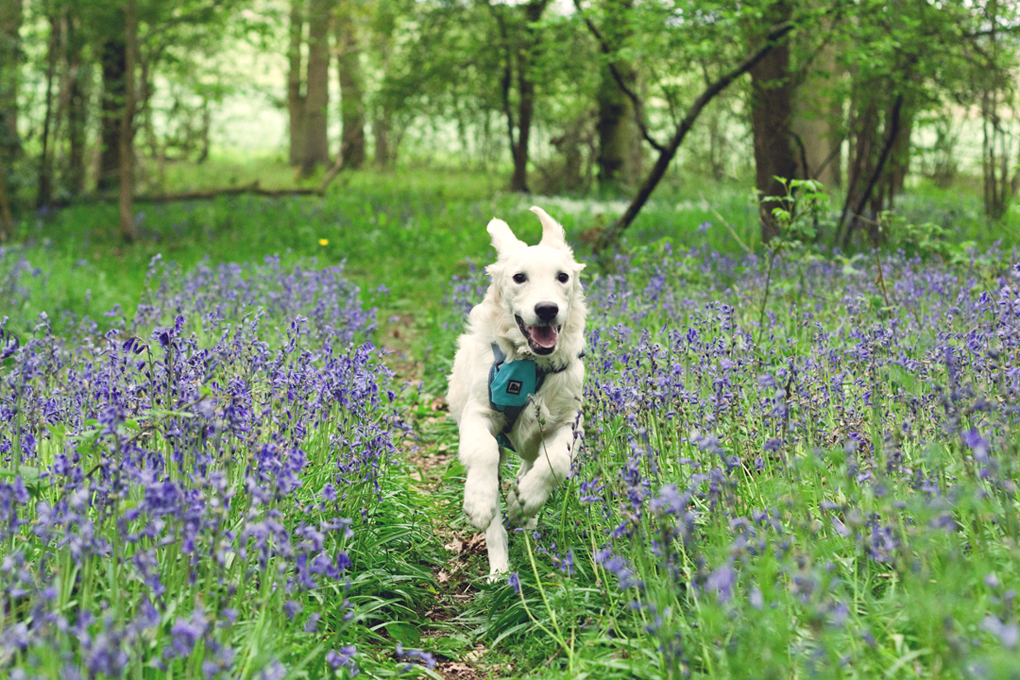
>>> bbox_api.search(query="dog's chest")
[505,374,578,454]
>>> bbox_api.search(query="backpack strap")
[488,343,584,450]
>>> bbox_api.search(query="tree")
[791,39,841,187]
[0,0,21,218]
[747,0,799,243]
[576,0,800,253]
[37,11,60,208]
[64,8,89,196]
[301,0,333,177]
[98,10,127,193]
[119,0,138,242]
[594,0,641,192]
[336,2,365,169]
[831,0,976,246]
[369,1,396,170]
[489,0,551,193]
[287,0,305,166]
[974,0,1020,220]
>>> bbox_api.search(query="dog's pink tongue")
[529,325,558,348]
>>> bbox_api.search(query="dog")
[447,206,587,579]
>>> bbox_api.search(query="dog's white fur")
[447,206,586,578]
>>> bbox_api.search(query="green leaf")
[385,622,421,647]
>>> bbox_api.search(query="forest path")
[377,315,509,680]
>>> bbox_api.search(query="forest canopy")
[1,0,1019,247]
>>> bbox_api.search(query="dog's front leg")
[459,409,502,531]
[507,424,575,523]
[485,513,509,579]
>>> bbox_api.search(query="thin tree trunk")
[0,0,22,178]
[508,0,548,193]
[373,110,390,170]
[119,0,138,242]
[882,104,912,208]
[749,0,797,244]
[300,0,331,177]
[596,0,639,192]
[838,93,903,247]
[288,0,305,167]
[836,95,877,242]
[37,13,60,209]
[99,22,127,193]
[371,5,394,170]
[0,154,12,240]
[337,4,365,169]
[198,98,211,164]
[66,11,87,196]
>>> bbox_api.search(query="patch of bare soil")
[379,316,507,679]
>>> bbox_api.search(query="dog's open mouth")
[516,315,560,355]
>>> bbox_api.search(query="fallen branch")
[135,180,324,203]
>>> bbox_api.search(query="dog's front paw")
[463,475,499,530]
[506,473,552,523]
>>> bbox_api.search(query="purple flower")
[705,563,736,604]
[980,615,1019,649]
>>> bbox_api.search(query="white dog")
[447,206,587,578]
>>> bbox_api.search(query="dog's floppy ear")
[487,217,524,257]
[531,206,570,252]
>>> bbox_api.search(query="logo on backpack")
[506,380,523,395]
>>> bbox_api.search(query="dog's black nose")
[534,302,559,323]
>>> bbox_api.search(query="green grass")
[4,157,1020,678]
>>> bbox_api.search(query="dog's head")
[485,207,586,359]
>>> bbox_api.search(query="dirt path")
[378,316,510,680]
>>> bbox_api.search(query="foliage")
[0,249,453,677]
[439,238,1020,678]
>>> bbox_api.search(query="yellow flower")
[318,238,329,246]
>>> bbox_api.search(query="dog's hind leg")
[485,513,509,580]
[459,409,502,531]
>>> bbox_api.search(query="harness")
[488,342,573,451]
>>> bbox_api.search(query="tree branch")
[573,0,665,153]
[838,93,904,247]
[595,20,797,255]
[140,0,227,45]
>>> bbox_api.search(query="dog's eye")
[513,273,527,284]
[557,273,569,283]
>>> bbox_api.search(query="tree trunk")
[287,0,305,167]
[373,110,390,170]
[0,153,11,240]
[837,92,905,246]
[99,20,127,193]
[792,41,840,187]
[119,0,137,242]
[0,0,22,185]
[979,0,1013,221]
[880,103,912,210]
[66,11,88,196]
[596,0,640,192]
[337,4,365,169]
[748,0,797,244]
[300,0,331,177]
[198,98,211,164]
[371,4,394,170]
[37,13,60,210]
[508,0,548,193]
